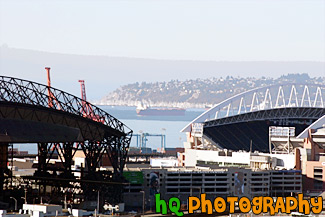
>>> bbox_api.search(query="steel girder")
[0,76,130,134]
[0,76,132,171]
[204,107,325,128]
[0,75,133,202]
[182,83,325,133]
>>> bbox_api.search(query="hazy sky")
[0,0,324,62]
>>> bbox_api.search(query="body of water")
[14,106,205,153]
[101,105,204,149]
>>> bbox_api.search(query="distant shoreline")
[94,103,208,110]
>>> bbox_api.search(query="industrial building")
[180,115,325,196]
[180,148,296,169]
[6,120,324,211]
[123,166,302,210]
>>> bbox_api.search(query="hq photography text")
[155,193,323,216]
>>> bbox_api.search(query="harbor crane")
[78,80,104,122]
[132,133,166,152]
[78,80,93,117]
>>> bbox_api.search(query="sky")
[0,0,325,62]
[0,0,325,150]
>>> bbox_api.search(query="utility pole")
[24,187,27,204]
[64,193,67,209]
[10,197,17,211]
[97,190,100,215]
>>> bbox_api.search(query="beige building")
[296,128,325,194]
[123,166,302,210]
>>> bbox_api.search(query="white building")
[150,157,178,167]
[22,204,62,217]
[183,148,295,170]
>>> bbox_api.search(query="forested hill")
[100,74,325,108]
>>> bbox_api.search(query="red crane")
[78,80,104,123]
[78,80,93,117]
[79,80,87,102]
[45,67,53,108]
[45,67,61,109]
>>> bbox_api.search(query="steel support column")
[56,142,78,179]
[80,141,106,200]
[0,143,8,201]
[0,75,132,203]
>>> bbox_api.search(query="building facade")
[123,167,302,210]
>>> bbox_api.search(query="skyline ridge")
[1,46,324,101]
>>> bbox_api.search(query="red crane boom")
[45,67,53,108]
[78,80,93,117]
[78,80,87,102]
[45,67,61,109]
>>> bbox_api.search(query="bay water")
[14,106,204,153]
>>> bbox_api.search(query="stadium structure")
[0,72,133,204]
[181,83,325,153]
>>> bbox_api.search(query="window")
[314,167,323,180]
[276,159,284,166]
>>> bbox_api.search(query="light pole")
[97,190,99,215]
[24,187,27,204]
[161,128,166,152]
[140,191,145,216]
[139,130,143,151]
[10,197,17,211]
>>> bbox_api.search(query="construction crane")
[79,80,87,102]
[45,67,60,109]
[45,67,53,108]
[78,80,104,123]
[132,133,166,152]
[78,80,93,117]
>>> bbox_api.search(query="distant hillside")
[1,46,325,100]
[100,74,325,108]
